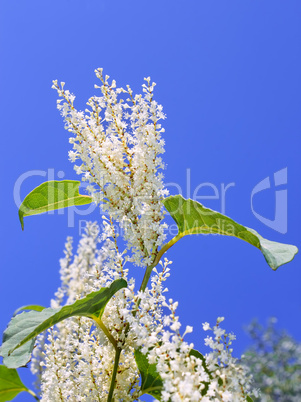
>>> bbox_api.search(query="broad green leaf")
[246,396,254,402]
[163,195,298,270]
[19,180,93,230]
[0,365,28,401]
[134,349,163,401]
[0,279,127,369]
[13,305,45,316]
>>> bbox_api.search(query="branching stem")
[93,317,118,351]
[138,233,183,296]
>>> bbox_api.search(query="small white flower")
[203,322,211,331]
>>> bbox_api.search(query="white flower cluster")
[202,320,259,401]
[52,71,168,267]
[31,223,256,401]
[126,266,256,401]
[242,319,301,401]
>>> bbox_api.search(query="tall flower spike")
[52,70,168,267]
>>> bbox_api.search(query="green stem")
[107,347,121,402]
[106,233,182,401]
[27,389,40,401]
[137,233,183,296]
[93,316,118,351]
[131,234,183,315]
[139,265,153,293]
[151,233,183,268]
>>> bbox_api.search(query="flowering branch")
[1,69,297,402]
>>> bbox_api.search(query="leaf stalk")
[93,317,118,352]
[27,389,40,401]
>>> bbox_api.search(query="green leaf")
[0,365,28,401]
[163,195,298,270]
[0,279,127,369]
[13,305,45,316]
[134,349,163,401]
[246,396,254,402]
[19,180,93,230]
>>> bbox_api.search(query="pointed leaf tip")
[18,180,93,229]
[13,305,45,317]
[163,195,298,270]
[0,365,28,401]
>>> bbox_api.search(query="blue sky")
[1,1,300,399]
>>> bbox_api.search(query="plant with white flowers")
[0,69,298,401]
